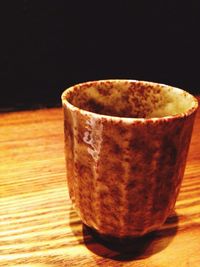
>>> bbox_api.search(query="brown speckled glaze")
[62,80,198,238]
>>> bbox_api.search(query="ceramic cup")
[62,80,198,238]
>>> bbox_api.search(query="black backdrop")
[1,1,200,110]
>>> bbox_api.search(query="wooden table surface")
[0,101,200,267]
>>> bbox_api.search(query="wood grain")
[0,100,200,267]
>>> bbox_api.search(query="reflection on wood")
[0,99,200,266]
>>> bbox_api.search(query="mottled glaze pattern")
[62,80,198,238]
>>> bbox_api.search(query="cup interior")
[63,80,197,119]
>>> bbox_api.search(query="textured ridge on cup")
[62,80,198,237]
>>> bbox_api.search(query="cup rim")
[61,79,199,124]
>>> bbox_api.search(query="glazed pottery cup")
[62,80,198,238]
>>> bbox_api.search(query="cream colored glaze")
[64,80,197,119]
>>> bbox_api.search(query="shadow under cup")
[62,80,198,238]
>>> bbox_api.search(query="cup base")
[84,223,158,245]
[83,223,162,256]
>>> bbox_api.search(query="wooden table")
[0,101,200,267]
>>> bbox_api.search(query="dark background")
[1,1,200,111]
